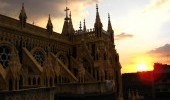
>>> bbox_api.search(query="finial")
[22,3,24,8]
[108,13,110,19]
[96,4,98,11]
[19,2,27,28]
[46,14,53,34]
[83,19,86,32]
[84,19,85,26]
[79,21,82,31]
[69,11,71,18]
[47,14,53,27]
[49,14,51,20]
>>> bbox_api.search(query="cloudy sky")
[0,0,170,73]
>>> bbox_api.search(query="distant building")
[122,71,153,100]
[122,63,170,100]
[153,63,170,100]
[0,3,123,100]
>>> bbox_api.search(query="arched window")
[33,51,45,66]
[0,46,11,68]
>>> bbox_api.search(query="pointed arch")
[56,51,68,67]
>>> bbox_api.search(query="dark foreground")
[55,93,115,100]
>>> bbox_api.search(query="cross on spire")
[64,0,69,20]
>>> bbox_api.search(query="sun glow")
[135,55,154,72]
[137,63,148,72]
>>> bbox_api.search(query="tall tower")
[94,4,103,37]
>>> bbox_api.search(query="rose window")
[0,46,11,68]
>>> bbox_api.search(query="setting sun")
[137,64,148,72]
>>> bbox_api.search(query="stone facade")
[0,4,123,100]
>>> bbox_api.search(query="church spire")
[95,4,101,24]
[107,13,114,44]
[69,11,75,34]
[19,3,27,28]
[83,19,86,32]
[62,0,70,34]
[46,14,53,35]
[94,4,103,37]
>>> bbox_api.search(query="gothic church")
[0,3,123,100]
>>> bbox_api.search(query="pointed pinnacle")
[49,14,51,20]
[22,3,24,8]
[84,19,85,25]
[79,21,82,30]
[108,13,110,19]
[69,11,71,18]
[96,4,98,11]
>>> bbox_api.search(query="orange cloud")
[115,33,133,40]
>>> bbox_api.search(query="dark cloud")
[115,32,133,40]
[0,0,99,21]
[148,44,170,57]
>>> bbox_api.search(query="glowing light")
[137,63,147,72]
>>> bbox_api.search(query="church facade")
[0,4,123,100]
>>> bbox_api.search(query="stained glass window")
[33,51,45,66]
[0,46,11,68]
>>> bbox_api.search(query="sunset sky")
[0,0,170,73]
